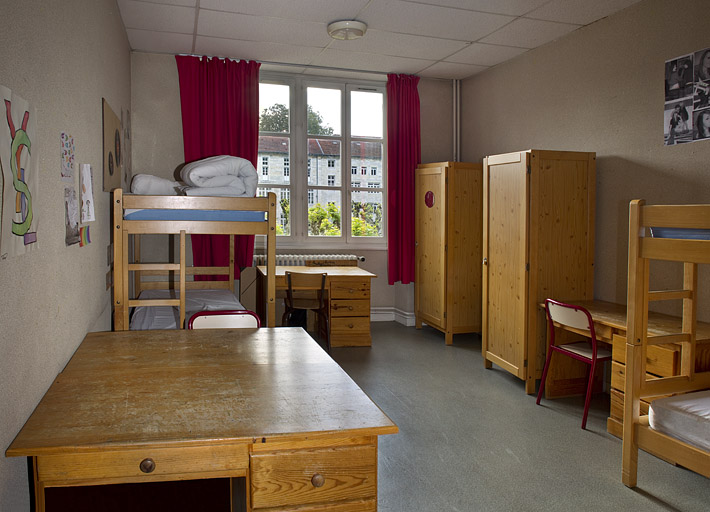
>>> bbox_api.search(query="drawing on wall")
[665,47,710,144]
[79,226,90,247]
[122,108,132,188]
[0,85,38,259]
[102,98,122,192]
[64,185,80,246]
[80,163,95,223]
[60,132,75,182]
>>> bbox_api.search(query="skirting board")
[371,307,416,327]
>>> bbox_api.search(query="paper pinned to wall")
[60,132,75,182]
[0,84,38,259]
[64,185,80,246]
[80,163,95,223]
[664,47,710,144]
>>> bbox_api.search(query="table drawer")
[331,316,370,335]
[610,361,659,392]
[250,444,377,510]
[37,444,248,483]
[331,299,370,317]
[611,335,678,376]
[609,388,651,421]
[330,280,370,299]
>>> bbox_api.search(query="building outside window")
[283,156,290,177]
[371,166,377,175]
[261,156,269,176]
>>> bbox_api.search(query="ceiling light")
[327,20,367,41]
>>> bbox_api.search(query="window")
[261,156,269,176]
[258,76,385,246]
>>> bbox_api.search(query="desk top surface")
[257,265,376,278]
[544,299,710,341]
[7,328,397,457]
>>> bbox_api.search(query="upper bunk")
[112,188,276,330]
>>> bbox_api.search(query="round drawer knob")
[139,458,156,473]
[311,473,325,488]
[348,323,354,329]
[348,306,353,311]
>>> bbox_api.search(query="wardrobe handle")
[483,257,488,265]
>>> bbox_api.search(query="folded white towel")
[130,174,181,195]
[180,155,258,196]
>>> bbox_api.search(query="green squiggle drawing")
[10,128,32,236]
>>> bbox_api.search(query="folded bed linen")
[181,155,258,197]
[130,174,182,195]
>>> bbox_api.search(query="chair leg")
[536,349,554,405]
[581,360,596,430]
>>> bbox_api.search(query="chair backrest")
[188,310,261,329]
[545,299,595,337]
[285,271,327,310]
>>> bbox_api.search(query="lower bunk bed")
[112,188,276,330]
[622,200,710,487]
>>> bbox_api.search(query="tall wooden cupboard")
[482,150,596,394]
[415,161,483,345]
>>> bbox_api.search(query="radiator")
[252,253,364,266]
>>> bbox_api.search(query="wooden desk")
[6,329,397,511]
[541,300,710,436]
[257,266,377,347]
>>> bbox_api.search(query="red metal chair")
[187,310,261,329]
[536,299,612,429]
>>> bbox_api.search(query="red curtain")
[386,74,421,285]
[175,55,261,279]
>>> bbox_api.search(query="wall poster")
[102,98,122,192]
[64,185,80,246]
[665,47,710,144]
[0,85,38,259]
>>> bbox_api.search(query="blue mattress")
[124,208,266,222]
[650,227,710,240]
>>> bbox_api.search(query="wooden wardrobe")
[415,161,483,345]
[482,150,596,394]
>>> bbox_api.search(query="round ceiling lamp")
[327,20,368,40]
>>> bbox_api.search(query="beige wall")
[130,53,454,317]
[0,1,130,509]
[461,0,710,320]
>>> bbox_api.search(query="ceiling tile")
[445,42,528,66]
[311,48,433,76]
[417,61,488,80]
[126,29,194,54]
[329,29,468,61]
[359,0,514,41]
[199,0,367,23]
[408,0,550,17]
[480,17,579,48]
[195,36,324,65]
[117,0,195,33]
[197,9,331,47]
[525,0,642,25]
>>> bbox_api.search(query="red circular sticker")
[425,191,435,208]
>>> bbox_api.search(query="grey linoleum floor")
[328,322,710,512]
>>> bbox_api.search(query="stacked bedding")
[648,389,710,452]
[130,155,258,198]
[130,289,245,330]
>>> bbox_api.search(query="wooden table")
[540,299,710,436]
[5,328,398,511]
[257,266,377,347]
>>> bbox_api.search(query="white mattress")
[130,289,244,330]
[648,389,710,452]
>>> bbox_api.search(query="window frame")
[257,73,387,250]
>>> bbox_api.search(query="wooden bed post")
[112,188,126,331]
[179,230,186,328]
[267,193,276,327]
[622,199,646,487]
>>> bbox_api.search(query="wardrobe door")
[415,165,447,330]
[482,153,529,378]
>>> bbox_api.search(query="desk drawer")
[331,299,370,317]
[330,280,370,299]
[37,444,248,484]
[331,316,370,335]
[610,361,659,392]
[611,335,678,376]
[250,444,377,510]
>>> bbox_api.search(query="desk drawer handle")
[348,288,354,293]
[348,323,354,329]
[139,458,156,473]
[311,473,325,488]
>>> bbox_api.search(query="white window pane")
[308,191,342,237]
[258,186,290,236]
[258,136,290,185]
[351,90,383,138]
[308,139,341,186]
[351,141,382,187]
[352,191,383,237]
[307,87,341,136]
[259,83,290,134]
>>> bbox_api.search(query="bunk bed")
[622,200,710,487]
[112,188,276,330]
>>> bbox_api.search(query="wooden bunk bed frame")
[622,199,710,487]
[112,188,276,330]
